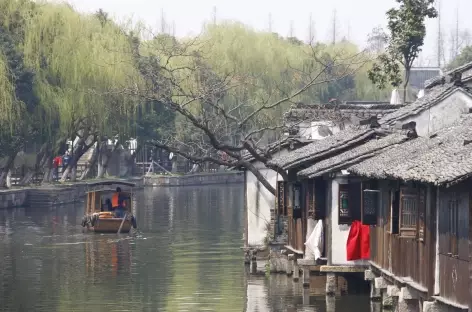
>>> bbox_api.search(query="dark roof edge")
[381,86,471,125]
[348,166,471,188]
[299,139,408,179]
[279,130,376,171]
[425,62,472,89]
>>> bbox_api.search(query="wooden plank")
[469,188,472,311]
[296,218,303,252]
[284,244,303,255]
[439,254,469,306]
[320,265,368,273]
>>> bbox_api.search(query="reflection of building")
[245,278,269,312]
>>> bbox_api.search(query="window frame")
[399,187,419,238]
[447,195,460,258]
[338,184,351,225]
[361,180,380,226]
[276,181,286,216]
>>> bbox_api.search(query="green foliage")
[368,0,437,92]
[19,2,141,137]
[447,46,472,70]
[0,1,397,165]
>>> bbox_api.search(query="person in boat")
[112,187,129,218]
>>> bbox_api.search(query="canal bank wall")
[143,171,244,186]
[0,172,243,208]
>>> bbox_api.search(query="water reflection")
[0,185,370,311]
[243,272,370,312]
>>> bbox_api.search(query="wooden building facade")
[268,121,392,269]
[346,115,472,311]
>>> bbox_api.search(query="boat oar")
[117,212,127,234]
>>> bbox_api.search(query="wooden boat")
[81,181,137,233]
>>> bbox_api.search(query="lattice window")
[400,188,418,237]
[362,189,379,225]
[339,184,350,224]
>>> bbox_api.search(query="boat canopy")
[85,188,133,194]
[85,180,136,187]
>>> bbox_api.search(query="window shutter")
[314,178,326,220]
[348,182,362,222]
[362,189,379,225]
[391,190,400,234]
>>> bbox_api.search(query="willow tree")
[0,2,38,187]
[0,51,22,187]
[14,3,143,181]
[132,22,368,195]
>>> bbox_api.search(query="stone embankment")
[0,172,243,209]
[143,171,244,186]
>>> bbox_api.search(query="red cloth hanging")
[360,223,370,259]
[346,220,370,261]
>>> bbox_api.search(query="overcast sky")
[64,0,471,66]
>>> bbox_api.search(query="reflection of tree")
[0,185,248,311]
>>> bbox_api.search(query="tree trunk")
[403,67,411,104]
[0,152,17,188]
[96,139,119,179]
[70,166,77,181]
[171,158,178,173]
[6,170,11,188]
[79,144,98,180]
[42,155,54,184]
[60,134,95,182]
[96,140,108,179]
[20,142,48,186]
[121,145,140,178]
[20,170,34,186]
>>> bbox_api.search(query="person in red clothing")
[52,155,62,181]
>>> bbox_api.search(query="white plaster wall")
[330,179,368,266]
[310,121,342,140]
[297,121,342,140]
[246,150,287,247]
[298,121,312,139]
[400,90,472,137]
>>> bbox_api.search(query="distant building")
[409,67,442,91]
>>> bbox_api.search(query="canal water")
[0,185,370,312]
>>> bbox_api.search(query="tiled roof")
[284,102,402,123]
[267,127,375,170]
[298,132,409,178]
[349,115,472,186]
[378,83,472,125]
[240,136,313,164]
[425,61,472,89]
